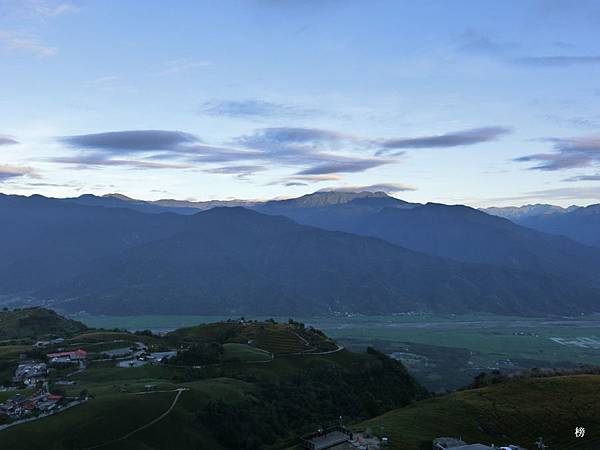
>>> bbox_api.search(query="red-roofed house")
[47,349,87,363]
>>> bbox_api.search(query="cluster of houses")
[13,361,47,387]
[0,389,63,420]
[46,349,87,364]
[0,347,89,424]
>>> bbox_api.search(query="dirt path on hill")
[79,388,187,450]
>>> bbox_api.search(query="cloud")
[513,56,600,67]
[457,31,515,56]
[2,0,79,18]
[55,126,396,177]
[455,31,600,70]
[543,114,600,130]
[232,127,387,175]
[186,145,265,163]
[204,165,266,179]
[23,0,78,17]
[268,174,342,187]
[238,127,358,148]
[563,174,600,182]
[48,154,193,170]
[155,58,213,76]
[321,182,417,194]
[200,99,316,118]
[496,186,600,203]
[0,164,38,181]
[297,159,390,175]
[0,134,19,145]
[378,127,511,150]
[60,130,200,154]
[0,31,57,57]
[285,174,342,183]
[515,134,600,171]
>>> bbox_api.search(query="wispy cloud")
[55,125,505,180]
[155,58,213,76]
[378,126,510,151]
[457,30,516,56]
[200,99,317,119]
[0,134,19,145]
[0,164,39,181]
[456,31,600,69]
[88,75,120,85]
[204,164,266,179]
[22,0,78,17]
[48,154,193,170]
[0,31,57,57]
[563,173,600,182]
[495,186,600,203]
[2,0,79,18]
[296,159,389,175]
[515,134,600,171]
[513,56,600,67]
[59,130,200,154]
[268,174,342,187]
[321,182,417,194]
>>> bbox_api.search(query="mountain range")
[1,191,600,316]
[483,203,600,248]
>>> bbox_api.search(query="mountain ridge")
[1,194,598,316]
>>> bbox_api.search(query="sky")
[1,0,600,207]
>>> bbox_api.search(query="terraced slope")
[167,321,337,355]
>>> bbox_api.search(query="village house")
[46,349,87,364]
[0,390,63,420]
[13,362,47,386]
[34,338,65,348]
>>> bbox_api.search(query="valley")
[2,308,599,449]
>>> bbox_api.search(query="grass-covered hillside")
[0,310,425,450]
[166,319,338,354]
[0,307,87,339]
[359,374,600,450]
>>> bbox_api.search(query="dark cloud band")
[60,130,200,154]
[0,135,19,146]
[379,127,510,150]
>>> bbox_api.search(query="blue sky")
[1,0,600,206]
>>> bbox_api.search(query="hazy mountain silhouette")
[486,203,600,249]
[1,193,597,316]
[256,192,600,288]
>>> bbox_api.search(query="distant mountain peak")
[266,190,392,208]
[102,193,136,201]
[482,204,580,221]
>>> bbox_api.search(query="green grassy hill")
[0,307,87,340]
[359,374,600,450]
[167,320,337,355]
[0,312,424,450]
